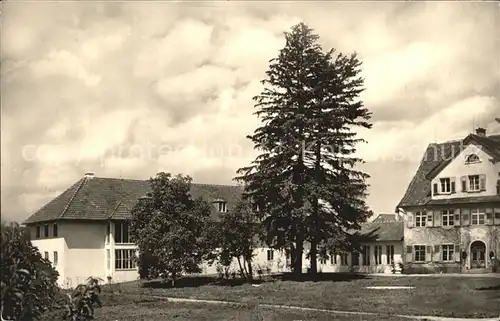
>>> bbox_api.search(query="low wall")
[403,262,462,274]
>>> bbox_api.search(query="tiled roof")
[397,133,500,209]
[23,176,243,225]
[426,195,500,206]
[354,221,404,242]
[371,214,398,223]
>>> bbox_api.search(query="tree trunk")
[245,255,254,281]
[293,239,303,278]
[309,140,321,276]
[236,257,246,280]
[310,240,318,275]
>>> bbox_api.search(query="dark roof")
[426,195,500,206]
[23,176,243,225]
[397,133,500,209]
[372,213,398,223]
[355,221,404,242]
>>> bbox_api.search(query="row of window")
[107,249,137,270]
[43,251,58,265]
[267,245,396,266]
[434,174,487,195]
[34,224,58,239]
[413,208,500,227]
[407,244,458,262]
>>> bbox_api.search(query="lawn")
[40,292,411,321]
[106,273,500,318]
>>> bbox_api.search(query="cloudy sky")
[1,1,499,222]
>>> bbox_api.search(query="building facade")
[24,173,404,287]
[397,128,500,273]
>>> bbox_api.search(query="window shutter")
[454,209,461,226]
[497,180,500,195]
[426,211,434,227]
[485,208,493,225]
[426,246,432,262]
[434,210,441,227]
[405,246,412,263]
[433,245,440,262]
[407,212,414,228]
[461,208,470,226]
[433,183,439,195]
[454,244,461,262]
[479,174,486,191]
[461,176,467,192]
[450,177,456,193]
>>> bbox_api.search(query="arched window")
[465,154,480,163]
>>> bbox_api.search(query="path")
[367,273,500,278]
[135,294,500,321]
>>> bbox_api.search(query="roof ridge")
[88,176,240,187]
[58,177,87,219]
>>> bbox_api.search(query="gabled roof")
[354,221,404,242]
[23,176,243,225]
[397,133,500,208]
[371,213,398,223]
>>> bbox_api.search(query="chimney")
[85,172,95,179]
[475,127,486,137]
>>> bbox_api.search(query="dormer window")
[213,199,227,212]
[465,154,480,164]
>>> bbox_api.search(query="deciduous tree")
[129,173,213,286]
[1,221,59,320]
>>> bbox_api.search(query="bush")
[63,277,103,320]
[1,222,59,320]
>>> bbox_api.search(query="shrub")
[1,222,59,320]
[63,277,103,320]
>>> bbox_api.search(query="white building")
[23,173,403,287]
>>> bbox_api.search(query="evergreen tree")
[236,22,372,276]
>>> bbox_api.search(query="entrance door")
[470,241,486,269]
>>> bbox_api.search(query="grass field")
[40,292,412,321]
[103,273,500,318]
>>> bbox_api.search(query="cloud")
[1,1,499,222]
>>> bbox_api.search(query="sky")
[1,1,499,222]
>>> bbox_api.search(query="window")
[36,226,40,238]
[214,201,227,212]
[442,209,454,226]
[386,245,395,264]
[106,223,110,244]
[330,252,337,265]
[362,246,370,266]
[440,178,451,193]
[339,253,348,265]
[469,175,480,191]
[53,251,58,265]
[415,212,426,227]
[44,225,49,238]
[414,245,426,262]
[471,209,485,225]
[44,251,49,260]
[53,224,58,237]
[267,249,274,261]
[115,249,136,270]
[465,154,480,163]
[374,245,382,265]
[351,252,360,266]
[114,221,130,243]
[442,245,454,262]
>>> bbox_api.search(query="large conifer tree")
[236,23,372,276]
